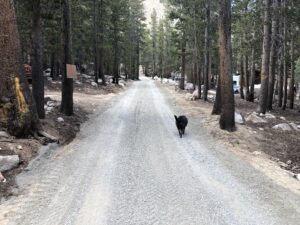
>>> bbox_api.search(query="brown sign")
[67,64,77,79]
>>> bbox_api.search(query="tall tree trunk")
[282,0,288,110]
[60,0,74,116]
[136,39,140,80]
[218,0,235,131]
[113,26,119,85]
[212,76,222,115]
[0,0,39,136]
[240,55,245,99]
[267,0,279,110]
[244,55,250,101]
[99,0,106,85]
[248,28,256,102]
[179,36,186,90]
[203,2,210,101]
[197,62,202,99]
[93,0,99,83]
[31,0,45,119]
[289,34,295,109]
[277,52,283,107]
[257,0,271,114]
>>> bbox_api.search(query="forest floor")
[158,80,300,183]
[0,74,128,199]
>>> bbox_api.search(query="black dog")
[174,115,188,138]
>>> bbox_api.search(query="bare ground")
[0,75,128,199]
[158,81,300,192]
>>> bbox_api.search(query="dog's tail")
[174,115,178,121]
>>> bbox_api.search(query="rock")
[259,113,265,117]
[0,155,19,172]
[0,172,6,183]
[253,151,262,156]
[75,81,82,85]
[47,101,56,107]
[245,113,267,124]
[0,96,10,103]
[185,93,194,101]
[46,107,54,112]
[272,123,292,131]
[259,128,264,131]
[278,161,288,168]
[192,90,199,99]
[235,113,244,124]
[289,123,299,131]
[154,76,159,80]
[98,79,102,83]
[91,82,98,87]
[287,160,292,165]
[57,117,64,123]
[265,113,276,119]
[16,145,23,150]
[296,174,300,181]
[0,131,10,138]
[280,116,286,121]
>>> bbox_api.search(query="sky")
[144,0,165,24]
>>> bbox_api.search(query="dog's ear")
[174,115,178,121]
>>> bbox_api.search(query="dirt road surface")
[1,77,300,225]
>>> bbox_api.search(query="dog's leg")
[179,130,182,138]
[182,128,185,135]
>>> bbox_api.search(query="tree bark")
[239,55,245,99]
[93,0,99,84]
[179,35,186,90]
[248,28,256,102]
[99,0,106,85]
[257,0,271,114]
[267,0,279,110]
[244,55,250,101]
[277,51,283,107]
[282,0,288,110]
[0,0,39,136]
[31,0,45,119]
[218,0,235,131]
[289,34,295,109]
[212,76,222,115]
[60,0,74,116]
[203,2,210,101]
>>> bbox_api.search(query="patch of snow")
[272,123,292,131]
[289,123,299,131]
[91,82,98,87]
[185,82,194,91]
[235,113,244,124]
[265,113,276,119]
[57,117,64,123]
[0,131,10,138]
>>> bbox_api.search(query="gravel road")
[1,76,300,225]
